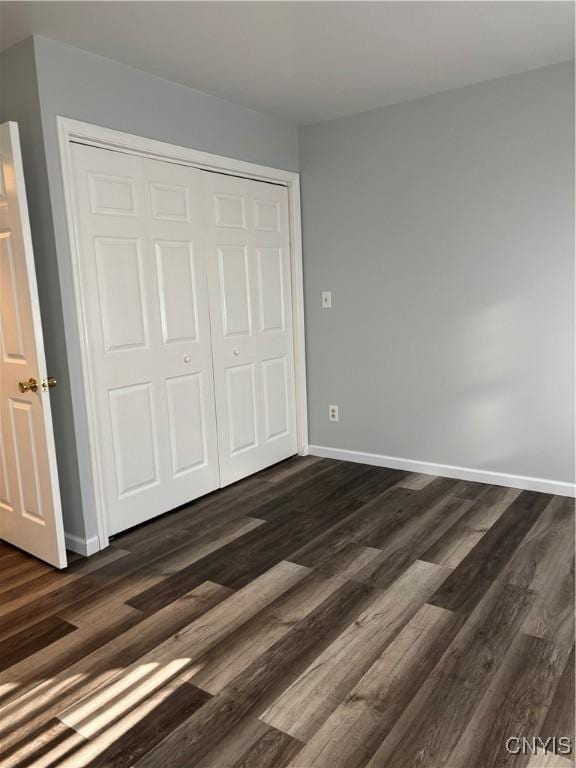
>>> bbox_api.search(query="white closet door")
[203,172,297,486]
[71,144,219,534]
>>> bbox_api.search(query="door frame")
[57,116,308,551]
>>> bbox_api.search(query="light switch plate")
[322,291,332,309]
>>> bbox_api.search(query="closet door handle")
[233,348,240,356]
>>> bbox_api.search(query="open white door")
[0,122,66,568]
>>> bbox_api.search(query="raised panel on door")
[218,245,252,337]
[257,247,285,333]
[226,363,258,454]
[94,237,148,351]
[0,233,26,361]
[155,240,199,344]
[149,182,190,222]
[204,172,297,485]
[214,194,246,228]
[262,356,290,441]
[72,144,219,535]
[166,373,208,476]
[0,418,11,513]
[108,382,159,497]
[254,199,281,232]
[88,172,138,217]
[9,397,44,520]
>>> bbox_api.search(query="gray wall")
[2,35,573,547]
[0,39,88,540]
[300,61,574,484]
[2,35,299,542]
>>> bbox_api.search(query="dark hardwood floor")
[0,456,573,768]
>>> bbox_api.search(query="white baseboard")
[308,445,575,498]
[65,532,101,557]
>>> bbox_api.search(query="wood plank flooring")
[0,456,573,767]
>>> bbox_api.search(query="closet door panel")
[142,156,220,523]
[204,173,297,485]
[72,145,219,534]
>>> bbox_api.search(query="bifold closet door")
[203,173,297,486]
[71,144,219,534]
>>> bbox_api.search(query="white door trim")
[57,116,308,552]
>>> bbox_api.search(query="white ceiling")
[1,2,574,124]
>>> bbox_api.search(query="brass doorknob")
[19,378,38,393]
[46,377,57,389]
